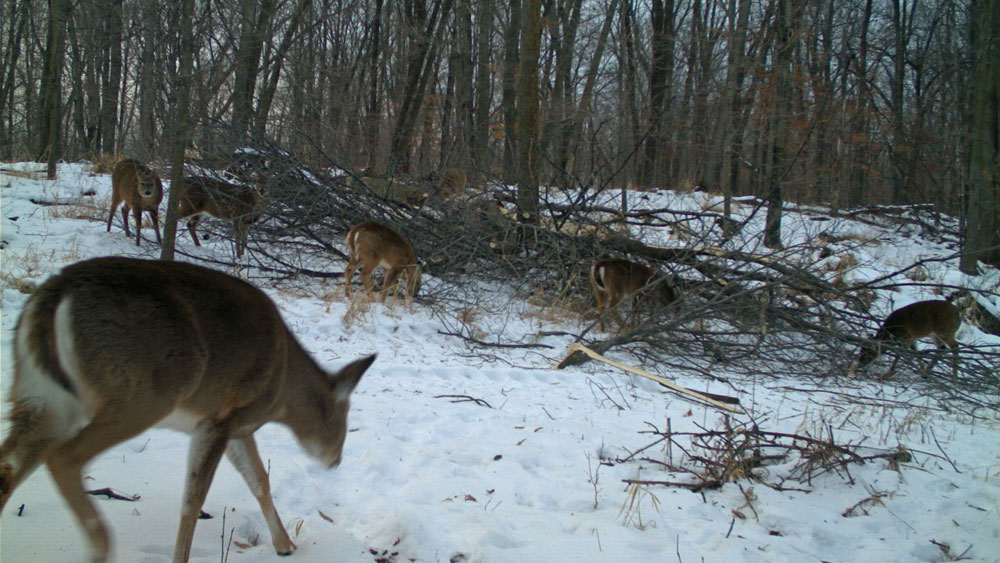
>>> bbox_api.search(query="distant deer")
[439,168,467,199]
[177,175,268,258]
[344,221,422,301]
[106,158,163,246]
[0,256,375,563]
[590,258,676,331]
[857,300,960,377]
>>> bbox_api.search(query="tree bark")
[37,0,73,178]
[501,0,521,183]
[100,0,122,154]
[961,0,1000,272]
[160,0,195,261]
[515,0,541,223]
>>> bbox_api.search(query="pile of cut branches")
[616,416,915,493]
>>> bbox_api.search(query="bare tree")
[961,0,1000,272]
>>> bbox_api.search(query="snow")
[1,162,998,563]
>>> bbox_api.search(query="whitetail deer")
[857,300,960,377]
[106,158,163,246]
[177,175,267,258]
[344,221,422,301]
[0,257,375,563]
[590,258,677,331]
[439,167,467,199]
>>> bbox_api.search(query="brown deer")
[857,300,960,377]
[439,167,467,199]
[106,158,163,246]
[344,221,422,301]
[0,256,375,563]
[177,175,267,258]
[590,258,677,331]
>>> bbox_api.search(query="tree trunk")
[961,0,1000,272]
[643,0,674,188]
[501,0,521,183]
[365,0,384,171]
[473,0,493,176]
[389,0,452,174]
[160,0,195,261]
[138,0,158,157]
[515,0,541,223]
[37,0,73,178]
[764,0,793,250]
[100,0,122,154]
[231,0,275,146]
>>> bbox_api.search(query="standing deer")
[0,256,375,563]
[106,158,163,246]
[857,300,960,377]
[344,221,422,301]
[177,175,267,258]
[590,258,676,331]
[439,168,467,199]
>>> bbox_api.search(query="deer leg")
[234,221,248,258]
[360,263,377,297]
[225,436,296,556]
[0,403,59,511]
[343,258,361,297]
[133,206,143,246]
[172,423,230,563]
[150,208,162,243]
[186,218,202,246]
[381,266,402,302]
[45,409,168,563]
[121,205,131,238]
[106,196,121,233]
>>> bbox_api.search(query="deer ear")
[332,354,376,401]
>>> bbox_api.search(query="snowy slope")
[1,163,997,563]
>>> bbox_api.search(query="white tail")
[589,258,676,331]
[106,158,163,246]
[858,300,960,375]
[0,257,375,563]
[177,175,267,258]
[344,221,422,300]
[439,167,467,199]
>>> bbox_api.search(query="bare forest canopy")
[1,0,989,215]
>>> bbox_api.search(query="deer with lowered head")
[0,256,375,563]
[856,299,960,377]
[177,175,268,258]
[438,167,467,199]
[106,158,163,246]
[590,257,676,331]
[344,221,422,301]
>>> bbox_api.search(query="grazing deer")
[0,256,375,563]
[439,168,467,199]
[344,221,422,301]
[106,158,163,246]
[857,300,960,377]
[177,175,268,258]
[590,258,676,331]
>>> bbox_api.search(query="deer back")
[178,176,265,225]
[876,300,959,342]
[439,168,467,198]
[591,258,674,305]
[859,300,960,366]
[347,222,418,268]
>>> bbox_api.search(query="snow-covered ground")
[1,163,997,562]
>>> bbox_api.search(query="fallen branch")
[86,488,140,501]
[556,343,743,413]
[434,394,493,408]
